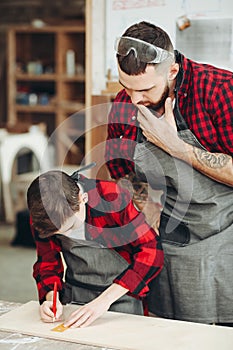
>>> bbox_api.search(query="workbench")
[0,300,108,350]
[0,300,232,350]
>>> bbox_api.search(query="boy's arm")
[32,228,65,323]
[32,226,64,304]
[112,189,164,297]
[64,283,128,328]
[97,180,164,297]
[113,224,163,297]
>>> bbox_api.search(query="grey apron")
[133,114,233,323]
[56,234,143,315]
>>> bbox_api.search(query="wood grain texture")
[0,301,233,350]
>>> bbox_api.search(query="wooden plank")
[0,301,232,350]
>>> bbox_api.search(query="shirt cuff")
[113,269,149,297]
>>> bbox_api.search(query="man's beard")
[149,85,170,113]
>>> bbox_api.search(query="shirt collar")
[174,50,184,92]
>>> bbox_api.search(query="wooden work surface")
[0,300,111,350]
[0,301,233,350]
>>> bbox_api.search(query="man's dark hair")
[117,21,174,75]
[27,170,80,237]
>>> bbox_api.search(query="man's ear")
[168,62,179,80]
[82,192,88,203]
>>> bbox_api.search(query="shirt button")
[119,135,123,138]
[132,115,136,120]
[184,93,187,97]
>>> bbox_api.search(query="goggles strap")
[71,162,96,181]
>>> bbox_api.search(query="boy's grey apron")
[133,108,233,323]
[56,234,143,315]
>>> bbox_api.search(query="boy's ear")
[82,192,88,203]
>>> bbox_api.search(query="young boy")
[27,168,163,328]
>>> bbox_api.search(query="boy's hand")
[64,297,111,328]
[63,283,128,328]
[40,293,63,323]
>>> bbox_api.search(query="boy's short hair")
[27,170,80,238]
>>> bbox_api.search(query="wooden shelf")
[7,18,90,166]
[60,74,85,82]
[16,73,56,81]
[6,23,86,34]
[59,101,85,112]
[15,105,56,113]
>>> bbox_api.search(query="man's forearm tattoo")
[193,147,229,169]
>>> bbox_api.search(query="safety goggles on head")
[114,36,173,64]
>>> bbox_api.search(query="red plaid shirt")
[105,51,233,179]
[32,177,163,303]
